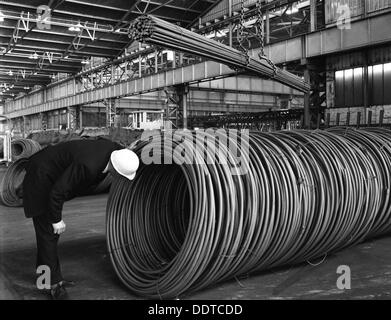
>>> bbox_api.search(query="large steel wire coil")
[106,128,391,299]
[128,15,310,93]
[11,139,41,161]
[0,158,28,207]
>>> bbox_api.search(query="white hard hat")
[110,149,140,181]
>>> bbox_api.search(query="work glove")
[52,220,66,235]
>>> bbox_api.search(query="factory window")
[335,67,364,107]
[368,63,391,106]
[335,63,391,107]
[146,113,161,122]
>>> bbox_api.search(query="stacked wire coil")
[0,158,28,207]
[106,128,391,299]
[1,139,41,207]
[11,139,41,161]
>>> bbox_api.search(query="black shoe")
[50,284,68,300]
[60,280,75,288]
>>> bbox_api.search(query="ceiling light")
[8,70,13,76]
[29,52,39,60]
[69,22,82,32]
[0,11,4,22]
[24,86,30,90]
[115,28,121,33]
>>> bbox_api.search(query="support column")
[266,9,270,44]
[180,86,189,129]
[164,87,179,129]
[40,112,48,131]
[326,71,335,109]
[20,116,25,138]
[79,107,83,129]
[104,99,117,128]
[310,0,317,32]
[67,106,81,130]
[138,42,142,77]
[173,51,177,69]
[228,0,233,47]
[325,70,335,127]
[303,59,327,129]
[155,49,159,73]
[303,69,311,129]
[179,53,184,67]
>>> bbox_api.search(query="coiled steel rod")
[11,139,41,161]
[0,158,28,207]
[106,128,391,299]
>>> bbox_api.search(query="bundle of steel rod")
[106,128,391,299]
[128,15,310,93]
[11,139,42,161]
[0,158,28,207]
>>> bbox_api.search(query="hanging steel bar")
[128,15,310,93]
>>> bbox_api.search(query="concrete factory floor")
[1,194,391,300]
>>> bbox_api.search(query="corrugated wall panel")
[384,62,391,104]
[372,64,384,105]
[325,0,364,24]
[353,67,364,106]
[366,0,391,13]
[344,68,354,106]
[335,70,345,107]
[201,0,258,24]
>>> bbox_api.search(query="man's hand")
[52,220,66,235]
[128,139,140,150]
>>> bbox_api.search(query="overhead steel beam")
[0,80,49,87]
[0,44,118,58]
[0,33,126,51]
[0,25,129,46]
[0,55,82,68]
[52,8,193,24]
[67,0,203,14]
[4,61,240,118]
[0,63,79,73]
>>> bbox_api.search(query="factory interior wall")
[326,44,391,126]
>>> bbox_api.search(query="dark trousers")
[32,214,63,286]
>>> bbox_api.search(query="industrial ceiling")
[0,0,220,99]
